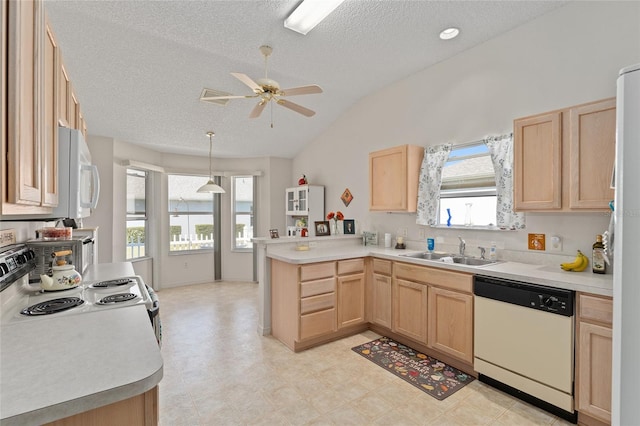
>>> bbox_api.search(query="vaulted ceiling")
[44,0,567,158]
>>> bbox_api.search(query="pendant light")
[197,131,225,193]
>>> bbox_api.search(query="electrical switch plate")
[528,233,546,251]
[549,235,562,252]
[418,228,425,239]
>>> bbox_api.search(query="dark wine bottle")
[592,234,606,274]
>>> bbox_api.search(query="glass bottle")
[592,234,606,274]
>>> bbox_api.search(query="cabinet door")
[369,145,423,212]
[371,273,392,329]
[285,188,297,214]
[57,58,70,126]
[514,111,562,210]
[577,322,612,423]
[427,286,473,364]
[6,0,44,206]
[42,18,58,207]
[392,278,428,344]
[296,187,308,213]
[68,86,79,129]
[337,273,365,328]
[568,99,616,209]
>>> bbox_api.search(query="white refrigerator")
[613,63,640,424]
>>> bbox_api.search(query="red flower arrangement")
[327,211,344,234]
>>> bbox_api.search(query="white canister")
[384,233,392,248]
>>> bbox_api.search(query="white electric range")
[0,244,160,344]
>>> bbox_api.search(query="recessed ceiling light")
[439,27,460,40]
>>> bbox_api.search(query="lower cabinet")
[576,293,612,425]
[369,259,392,329]
[43,386,158,426]
[392,278,428,344]
[427,286,473,364]
[337,259,366,329]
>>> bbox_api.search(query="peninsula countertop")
[0,264,163,426]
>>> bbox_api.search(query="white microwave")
[52,127,100,219]
[5,127,100,220]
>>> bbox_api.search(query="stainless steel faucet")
[458,236,466,256]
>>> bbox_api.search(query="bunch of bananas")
[560,250,589,272]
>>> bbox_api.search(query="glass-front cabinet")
[286,186,309,215]
[285,185,324,237]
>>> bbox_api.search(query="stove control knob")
[16,254,26,264]
[26,249,36,260]
[0,263,8,276]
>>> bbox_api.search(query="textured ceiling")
[43,0,567,158]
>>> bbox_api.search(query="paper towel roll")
[384,233,392,248]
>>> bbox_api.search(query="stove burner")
[20,297,84,316]
[92,278,133,288]
[97,293,137,305]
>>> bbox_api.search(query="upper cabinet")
[2,0,86,216]
[514,98,615,212]
[369,144,424,212]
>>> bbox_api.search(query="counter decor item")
[314,221,330,236]
[298,175,308,185]
[395,235,406,249]
[269,229,279,239]
[326,211,344,235]
[343,219,355,234]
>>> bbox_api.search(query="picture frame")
[343,219,355,234]
[269,229,279,239]
[314,221,330,236]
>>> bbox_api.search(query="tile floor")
[157,281,575,426]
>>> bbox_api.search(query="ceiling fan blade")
[249,100,268,118]
[231,73,263,93]
[276,99,316,117]
[200,94,257,101]
[279,85,323,97]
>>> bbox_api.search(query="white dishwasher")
[474,275,577,423]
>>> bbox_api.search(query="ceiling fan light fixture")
[197,131,225,194]
[439,27,460,40]
[284,0,345,35]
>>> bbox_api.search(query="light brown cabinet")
[514,98,616,212]
[369,145,424,212]
[42,18,59,207]
[370,259,392,329]
[337,259,366,329]
[576,293,612,425]
[392,261,474,366]
[427,286,473,364]
[43,386,158,426]
[392,277,428,344]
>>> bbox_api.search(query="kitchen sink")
[401,252,498,267]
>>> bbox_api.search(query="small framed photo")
[314,221,330,236]
[343,219,355,234]
[269,229,279,239]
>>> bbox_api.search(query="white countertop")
[0,264,163,425]
[266,245,613,297]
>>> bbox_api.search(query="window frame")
[231,175,255,252]
[126,168,148,260]
[436,142,498,229]
[167,173,216,254]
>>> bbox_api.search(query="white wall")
[292,1,640,262]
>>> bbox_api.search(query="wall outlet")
[549,235,562,251]
[418,228,426,239]
[528,233,546,251]
[398,228,408,237]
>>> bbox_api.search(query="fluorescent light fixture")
[284,0,345,35]
[439,27,460,40]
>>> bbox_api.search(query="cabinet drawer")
[300,308,336,340]
[300,262,335,282]
[394,262,472,293]
[300,292,335,314]
[578,293,613,326]
[338,258,364,275]
[300,277,335,298]
[373,259,392,276]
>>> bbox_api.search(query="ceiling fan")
[200,45,323,120]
